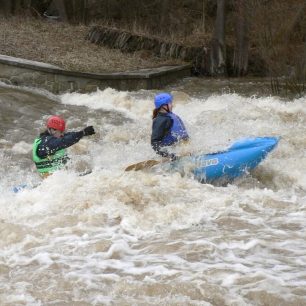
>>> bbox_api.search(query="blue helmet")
[154,93,173,109]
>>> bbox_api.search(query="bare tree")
[201,0,206,33]
[50,0,68,21]
[210,0,226,76]
[233,0,249,76]
[250,0,306,95]
[160,0,170,34]
[0,0,22,15]
[0,0,11,15]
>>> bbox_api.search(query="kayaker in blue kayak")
[151,93,189,161]
[32,115,95,177]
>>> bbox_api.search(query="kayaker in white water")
[32,115,95,177]
[151,93,189,161]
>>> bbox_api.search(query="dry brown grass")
[0,16,185,73]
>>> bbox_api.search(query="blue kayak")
[168,137,279,184]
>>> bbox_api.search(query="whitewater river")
[0,78,305,305]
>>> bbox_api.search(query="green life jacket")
[32,137,68,174]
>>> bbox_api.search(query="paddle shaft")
[125,159,161,171]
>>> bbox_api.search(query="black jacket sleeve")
[151,115,173,158]
[37,131,84,158]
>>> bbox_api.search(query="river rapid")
[0,78,305,305]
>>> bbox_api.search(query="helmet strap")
[161,104,170,113]
[48,128,57,136]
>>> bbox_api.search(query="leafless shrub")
[249,0,306,97]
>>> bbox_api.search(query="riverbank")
[0,16,185,74]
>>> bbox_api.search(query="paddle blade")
[125,160,160,171]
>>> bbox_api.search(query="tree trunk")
[83,0,88,25]
[52,0,68,21]
[201,0,206,33]
[233,0,249,76]
[160,0,170,34]
[283,1,306,41]
[210,0,226,76]
[0,0,13,15]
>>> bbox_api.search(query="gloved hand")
[83,126,95,136]
[169,153,177,161]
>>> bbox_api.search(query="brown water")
[0,79,305,305]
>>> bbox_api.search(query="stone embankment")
[87,26,209,75]
[0,55,191,94]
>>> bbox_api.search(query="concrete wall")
[0,54,192,94]
[87,26,209,75]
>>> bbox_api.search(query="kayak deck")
[168,137,279,184]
